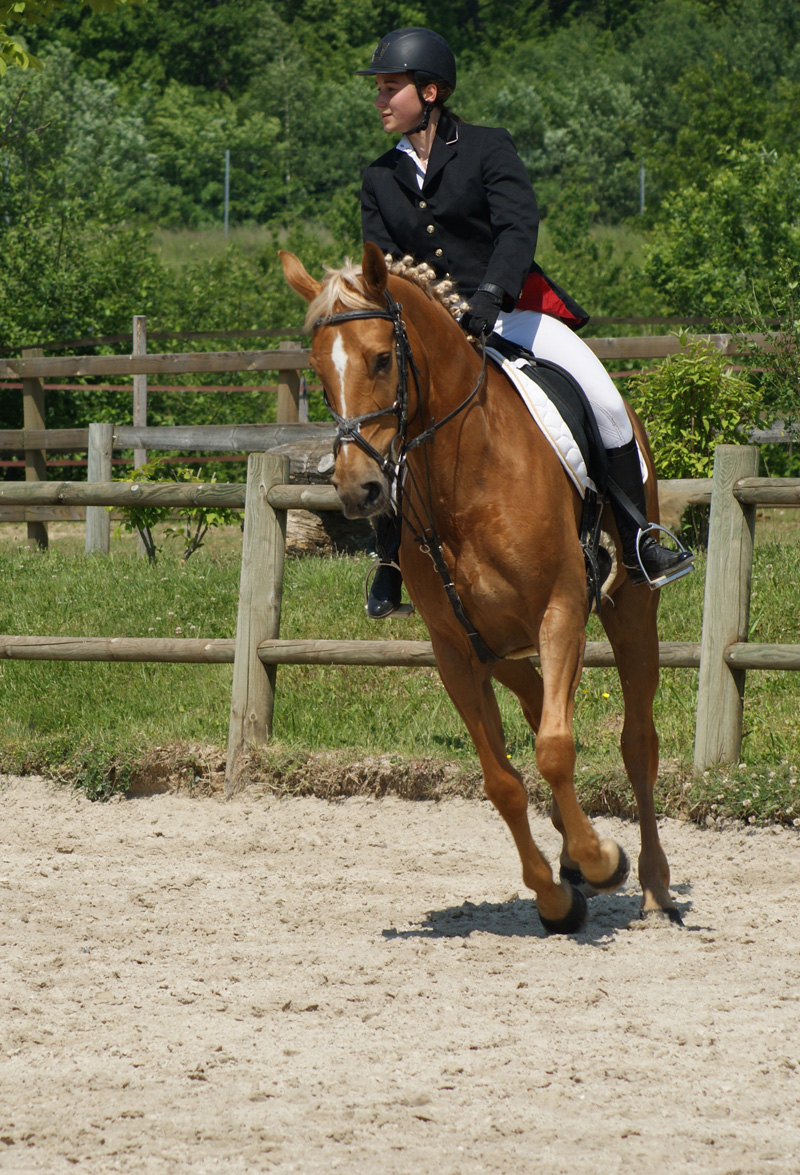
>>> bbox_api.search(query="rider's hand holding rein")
[460,287,504,339]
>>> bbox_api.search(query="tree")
[645,144,800,318]
[0,0,138,74]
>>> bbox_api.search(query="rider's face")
[374,72,436,135]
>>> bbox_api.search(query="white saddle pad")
[487,347,647,497]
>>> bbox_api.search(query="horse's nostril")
[363,482,383,507]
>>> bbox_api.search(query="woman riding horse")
[281,242,682,929]
[357,26,694,617]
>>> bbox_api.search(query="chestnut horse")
[281,243,680,933]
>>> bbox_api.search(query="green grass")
[0,519,798,821]
[151,225,276,270]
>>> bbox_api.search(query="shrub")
[625,334,763,542]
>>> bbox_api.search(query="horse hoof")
[559,864,599,897]
[640,905,684,927]
[538,885,588,935]
[584,843,630,894]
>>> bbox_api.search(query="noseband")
[312,287,487,486]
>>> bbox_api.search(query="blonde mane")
[304,254,470,332]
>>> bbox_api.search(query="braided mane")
[304,254,470,332]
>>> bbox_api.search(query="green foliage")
[67,743,132,800]
[625,333,762,479]
[4,0,800,343]
[128,80,283,228]
[0,202,171,352]
[736,255,800,430]
[645,144,800,316]
[0,0,139,73]
[0,43,152,213]
[112,459,241,563]
[536,205,664,322]
[464,24,643,223]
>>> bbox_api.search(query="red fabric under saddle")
[515,270,589,330]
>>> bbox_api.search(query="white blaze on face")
[329,331,352,412]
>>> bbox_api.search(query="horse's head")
[281,242,422,520]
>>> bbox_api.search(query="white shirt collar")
[396,136,427,189]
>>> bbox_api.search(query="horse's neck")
[403,300,485,426]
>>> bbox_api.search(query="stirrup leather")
[363,558,415,618]
[625,524,695,590]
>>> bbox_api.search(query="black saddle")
[487,334,612,609]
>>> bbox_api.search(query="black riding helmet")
[357,27,456,133]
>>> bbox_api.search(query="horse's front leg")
[433,641,586,934]
[536,605,630,894]
[492,658,585,888]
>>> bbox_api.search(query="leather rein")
[312,287,499,664]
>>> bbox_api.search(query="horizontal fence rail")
[0,333,777,379]
[2,635,795,671]
[0,635,705,669]
[0,349,310,380]
[0,316,783,356]
[0,636,235,663]
[0,423,336,454]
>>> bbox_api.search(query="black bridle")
[313,287,499,664]
[313,291,415,481]
[312,287,488,486]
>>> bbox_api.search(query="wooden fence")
[2,324,796,545]
[0,330,307,539]
[1,446,798,790]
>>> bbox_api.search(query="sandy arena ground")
[1,774,799,1175]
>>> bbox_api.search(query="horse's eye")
[375,351,392,375]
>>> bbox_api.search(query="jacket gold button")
[419,200,427,209]
[426,224,435,234]
[435,249,444,257]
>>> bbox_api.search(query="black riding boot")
[366,511,410,619]
[606,439,695,588]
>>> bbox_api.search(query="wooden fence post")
[85,422,113,555]
[276,340,302,423]
[22,347,48,550]
[693,444,759,770]
[132,316,148,559]
[132,316,148,467]
[226,453,289,794]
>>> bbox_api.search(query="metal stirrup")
[628,523,695,590]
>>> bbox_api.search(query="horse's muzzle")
[332,471,391,520]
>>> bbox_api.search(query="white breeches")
[492,309,633,449]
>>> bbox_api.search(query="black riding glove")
[460,287,503,338]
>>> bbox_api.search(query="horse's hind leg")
[600,584,681,922]
[434,644,586,933]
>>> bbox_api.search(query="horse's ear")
[361,241,388,301]
[279,250,322,304]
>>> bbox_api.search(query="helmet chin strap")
[407,95,434,135]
